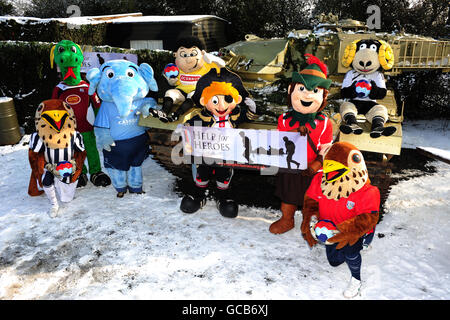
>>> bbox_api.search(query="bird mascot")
[50,40,111,188]
[28,99,87,217]
[300,141,380,298]
[339,39,396,138]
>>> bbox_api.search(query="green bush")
[0,41,173,133]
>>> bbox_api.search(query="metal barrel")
[0,97,22,145]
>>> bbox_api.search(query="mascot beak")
[323,159,349,182]
[41,110,69,133]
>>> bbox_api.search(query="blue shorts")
[103,133,149,171]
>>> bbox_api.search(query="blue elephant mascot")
[87,59,158,197]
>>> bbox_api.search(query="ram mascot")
[339,39,396,138]
[87,60,158,197]
[50,40,111,188]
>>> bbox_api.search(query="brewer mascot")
[150,36,226,122]
[179,67,258,218]
[301,141,380,298]
[28,99,87,217]
[339,39,396,138]
[50,40,111,187]
[270,54,333,235]
[87,59,158,197]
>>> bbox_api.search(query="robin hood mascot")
[339,39,396,138]
[51,40,111,188]
[301,141,380,298]
[270,54,333,234]
[150,36,226,122]
[28,99,87,217]
[179,67,258,218]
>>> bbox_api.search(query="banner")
[178,125,308,173]
[57,52,138,73]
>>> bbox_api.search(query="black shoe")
[76,173,88,188]
[217,199,238,218]
[90,171,111,187]
[370,116,396,138]
[340,114,363,135]
[180,195,206,214]
[117,191,126,198]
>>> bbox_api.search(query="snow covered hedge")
[0,41,173,133]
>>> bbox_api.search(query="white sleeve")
[374,72,386,88]
[74,132,85,152]
[342,71,353,88]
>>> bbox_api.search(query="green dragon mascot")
[51,40,111,187]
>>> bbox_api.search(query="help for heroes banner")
[178,125,307,172]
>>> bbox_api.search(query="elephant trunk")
[110,77,139,118]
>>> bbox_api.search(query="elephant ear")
[87,68,101,95]
[139,63,158,92]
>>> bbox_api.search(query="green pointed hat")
[292,54,332,90]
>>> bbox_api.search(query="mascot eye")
[70,46,77,53]
[107,70,115,78]
[212,96,219,105]
[190,51,198,57]
[359,43,367,50]
[352,153,361,163]
[313,88,319,93]
[298,85,305,91]
[127,69,135,78]
[58,46,65,53]
[369,44,378,51]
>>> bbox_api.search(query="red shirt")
[306,172,380,225]
[52,81,101,133]
[278,113,333,164]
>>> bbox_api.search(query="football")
[55,161,73,178]
[314,219,339,244]
[354,79,372,98]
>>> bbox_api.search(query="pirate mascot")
[270,54,334,234]
[180,67,258,218]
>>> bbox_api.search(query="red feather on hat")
[305,54,328,76]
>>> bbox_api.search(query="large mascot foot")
[217,198,238,218]
[77,173,88,188]
[90,171,111,187]
[269,202,297,234]
[370,117,396,138]
[180,194,206,214]
[339,123,363,135]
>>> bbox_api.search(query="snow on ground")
[0,120,449,300]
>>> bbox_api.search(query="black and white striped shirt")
[29,131,85,183]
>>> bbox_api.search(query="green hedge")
[0,41,173,133]
[0,18,108,45]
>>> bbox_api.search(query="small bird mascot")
[179,67,258,218]
[50,40,111,188]
[28,99,87,217]
[270,54,333,234]
[150,36,226,122]
[301,141,380,298]
[339,39,396,138]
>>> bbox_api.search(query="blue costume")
[87,59,158,196]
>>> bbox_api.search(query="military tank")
[138,15,450,210]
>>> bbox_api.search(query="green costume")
[51,40,111,187]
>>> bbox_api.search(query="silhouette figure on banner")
[283,136,300,169]
[239,131,253,163]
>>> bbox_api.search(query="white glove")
[244,97,257,113]
[69,159,77,174]
[45,163,61,178]
[202,51,226,67]
[309,215,319,241]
